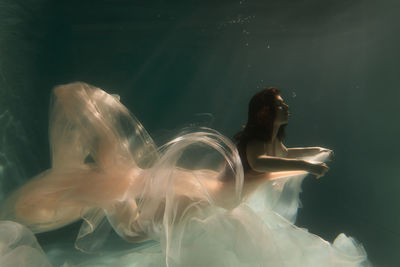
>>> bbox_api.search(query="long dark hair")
[234,87,287,172]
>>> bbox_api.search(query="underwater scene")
[0,0,399,266]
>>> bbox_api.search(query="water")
[0,0,399,266]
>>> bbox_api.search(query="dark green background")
[1,0,399,266]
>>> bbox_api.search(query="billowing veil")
[0,82,369,266]
[1,82,159,249]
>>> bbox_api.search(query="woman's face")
[274,95,289,125]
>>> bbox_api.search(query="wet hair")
[234,87,287,172]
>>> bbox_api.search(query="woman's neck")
[271,123,281,143]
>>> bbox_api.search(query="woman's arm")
[286,147,333,158]
[247,140,328,178]
[249,155,328,178]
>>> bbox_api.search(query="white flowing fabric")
[0,82,370,266]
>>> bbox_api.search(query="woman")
[0,83,368,266]
[236,87,331,179]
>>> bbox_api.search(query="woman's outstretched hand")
[307,162,329,179]
[317,148,334,162]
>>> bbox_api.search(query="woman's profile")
[0,82,369,266]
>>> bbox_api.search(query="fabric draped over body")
[0,82,369,266]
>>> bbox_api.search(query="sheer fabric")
[0,82,369,266]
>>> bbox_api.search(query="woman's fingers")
[318,148,334,162]
[326,150,334,162]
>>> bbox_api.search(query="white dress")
[0,82,370,266]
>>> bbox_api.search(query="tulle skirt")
[0,82,370,266]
